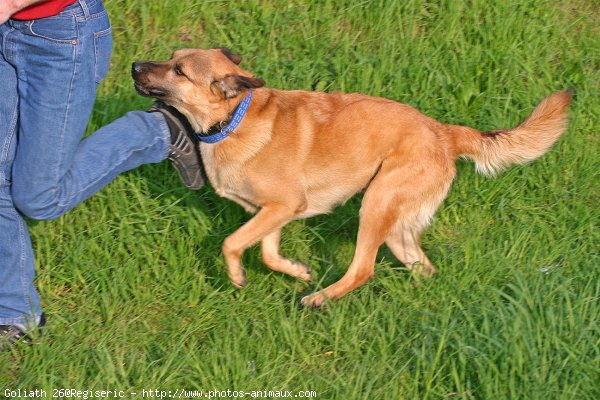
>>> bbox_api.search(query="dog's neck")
[176,91,250,134]
[187,91,254,144]
[177,107,222,134]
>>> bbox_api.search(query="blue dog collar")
[194,90,253,144]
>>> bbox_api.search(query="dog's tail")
[449,89,573,175]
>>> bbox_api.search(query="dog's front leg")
[222,204,300,288]
[261,228,312,281]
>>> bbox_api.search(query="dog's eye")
[174,64,185,76]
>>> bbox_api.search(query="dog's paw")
[409,262,437,278]
[229,268,247,288]
[291,261,312,282]
[265,257,312,282]
[300,291,326,308]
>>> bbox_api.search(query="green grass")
[2,0,599,398]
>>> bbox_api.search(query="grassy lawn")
[2,0,599,398]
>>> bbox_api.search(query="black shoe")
[0,313,46,351]
[149,102,206,190]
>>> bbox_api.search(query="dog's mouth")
[134,81,167,98]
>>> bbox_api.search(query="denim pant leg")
[0,0,169,324]
[0,23,41,325]
[10,0,170,221]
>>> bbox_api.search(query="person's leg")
[1,0,200,336]
[10,0,172,221]
[0,22,41,327]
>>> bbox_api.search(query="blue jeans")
[0,0,170,325]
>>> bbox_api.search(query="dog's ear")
[218,47,242,65]
[211,74,265,99]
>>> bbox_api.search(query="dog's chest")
[200,144,259,213]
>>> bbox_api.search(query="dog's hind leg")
[300,154,453,307]
[301,161,406,307]
[385,226,436,277]
[261,228,312,281]
[384,167,453,277]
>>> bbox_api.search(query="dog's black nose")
[131,62,145,75]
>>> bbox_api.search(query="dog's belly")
[222,191,260,213]
[299,168,376,218]
[300,190,355,218]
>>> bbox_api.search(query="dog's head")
[132,48,264,131]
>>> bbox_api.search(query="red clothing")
[12,0,77,20]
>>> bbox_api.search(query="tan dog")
[132,48,572,307]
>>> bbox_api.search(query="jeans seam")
[93,27,111,84]
[76,9,107,22]
[28,19,77,44]
[2,26,15,63]
[16,201,32,319]
[93,27,111,38]
[2,26,10,62]
[62,0,98,17]
[52,22,81,205]
[0,28,17,187]
[0,101,19,186]
[0,316,29,325]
